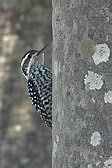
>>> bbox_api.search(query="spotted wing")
[36,68,52,127]
[39,80,52,122]
[27,77,52,128]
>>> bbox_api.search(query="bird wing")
[27,76,52,128]
[37,68,52,126]
[39,80,52,115]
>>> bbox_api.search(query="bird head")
[21,45,47,79]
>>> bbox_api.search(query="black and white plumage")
[21,46,52,128]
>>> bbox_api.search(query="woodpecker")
[21,46,52,128]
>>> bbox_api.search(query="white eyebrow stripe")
[21,53,30,80]
[21,53,30,67]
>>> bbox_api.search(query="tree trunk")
[52,0,112,167]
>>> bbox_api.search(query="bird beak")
[38,45,47,55]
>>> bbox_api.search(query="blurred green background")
[0,0,52,168]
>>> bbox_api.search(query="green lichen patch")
[80,38,95,59]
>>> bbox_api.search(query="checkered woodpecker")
[21,46,52,128]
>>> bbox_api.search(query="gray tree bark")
[52,0,112,168]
